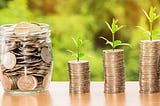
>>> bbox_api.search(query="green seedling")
[67,37,85,61]
[99,18,130,49]
[138,6,160,40]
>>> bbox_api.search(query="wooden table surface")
[0,82,160,106]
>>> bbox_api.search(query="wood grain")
[0,82,160,106]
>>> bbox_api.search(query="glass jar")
[0,22,53,94]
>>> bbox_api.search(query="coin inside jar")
[17,75,38,91]
[42,73,51,89]
[14,22,41,35]
[2,52,16,69]
[1,75,12,90]
[41,47,52,63]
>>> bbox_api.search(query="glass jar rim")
[0,23,49,29]
[0,23,50,37]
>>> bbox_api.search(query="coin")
[1,75,19,90]
[17,75,38,91]
[2,52,16,69]
[5,41,16,51]
[68,60,90,93]
[139,40,160,93]
[14,22,41,35]
[4,71,18,76]
[103,49,125,93]
[0,22,53,92]
[42,73,51,89]
[41,47,52,63]
[5,66,23,72]
[1,75,12,90]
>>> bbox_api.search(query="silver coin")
[41,47,52,63]
[2,52,16,69]
[14,22,41,35]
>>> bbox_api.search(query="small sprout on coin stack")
[67,36,90,94]
[99,19,130,49]
[137,6,160,40]
[138,7,160,93]
[67,36,85,61]
[101,18,130,93]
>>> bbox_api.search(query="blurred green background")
[0,0,160,81]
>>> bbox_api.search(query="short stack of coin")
[139,40,160,93]
[103,49,125,93]
[0,22,53,92]
[68,60,90,94]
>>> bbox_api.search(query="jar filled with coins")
[0,22,53,94]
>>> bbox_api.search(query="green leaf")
[116,25,126,32]
[143,7,160,23]
[99,36,108,41]
[113,40,131,48]
[66,49,74,54]
[111,19,118,33]
[152,29,160,36]
[105,21,112,33]
[113,40,122,48]
[66,50,77,57]
[78,52,85,58]
[154,14,160,20]
[99,36,113,48]
[136,26,146,32]
[69,36,86,61]
[143,9,150,22]
[77,37,83,47]
[103,19,129,49]
[149,7,156,22]
[136,26,150,36]
[72,37,78,47]
[120,43,131,47]
[106,40,113,48]
[106,19,125,34]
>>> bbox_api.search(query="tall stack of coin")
[103,49,125,93]
[68,60,90,94]
[157,42,160,91]
[0,22,53,93]
[158,55,160,91]
[139,40,160,93]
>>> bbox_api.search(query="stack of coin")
[103,49,125,93]
[157,45,160,91]
[68,60,90,94]
[139,40,160,93]
[0,22,53,93]
[158,57,160,91]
